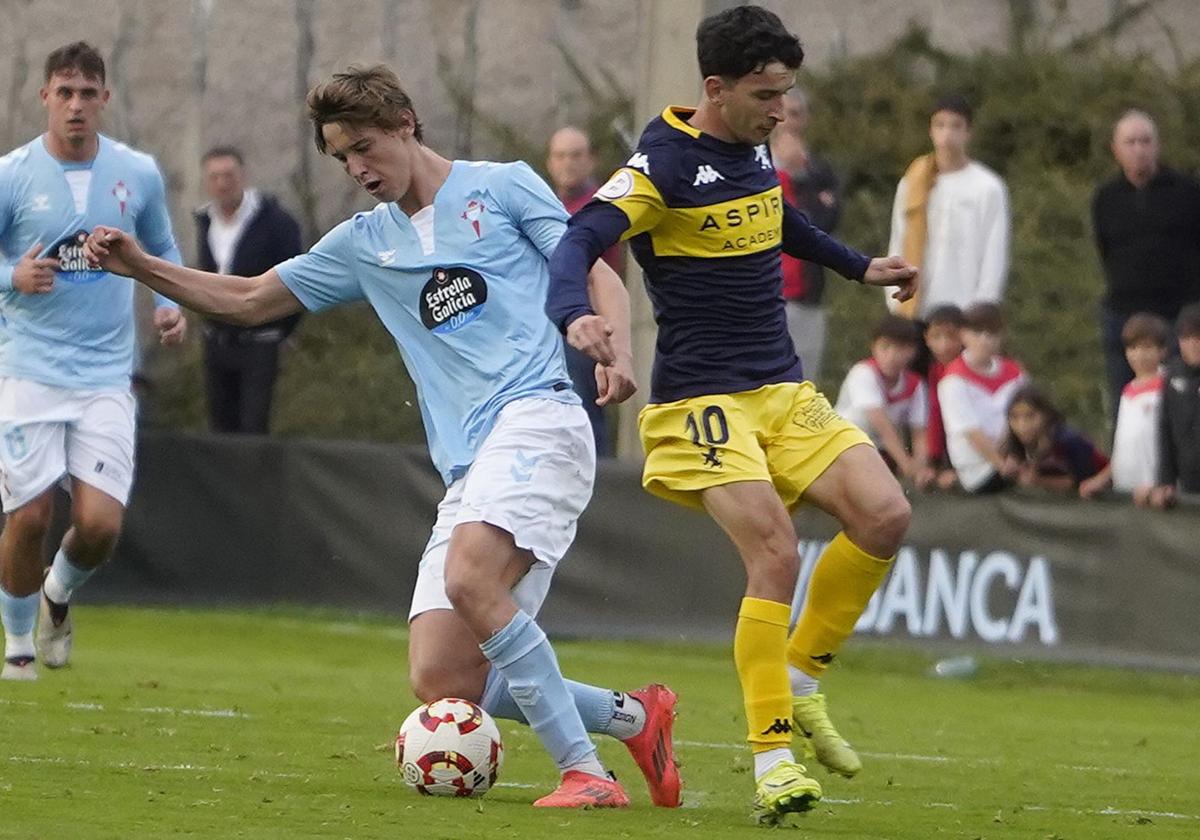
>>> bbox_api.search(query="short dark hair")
[1177,303,1200,339]
[44,41,105,85]
[962,302,1004,333]
[1121,312,1170,348]
[931,93,973,126]
[696,5,804,79]
[307,64,424,154]
[201,145,245,167]
[872,314,920,346]
[925,304,965,330]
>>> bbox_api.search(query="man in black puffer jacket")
[195,146,303,433]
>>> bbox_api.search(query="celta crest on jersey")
[421,266,488,334]
[461,197,486,238]
[112,180,131,216]
[48,229,105,283]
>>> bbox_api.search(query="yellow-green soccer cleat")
[792,693,862,778]
[751,760,822,825]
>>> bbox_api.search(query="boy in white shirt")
[885,95,1010,319]
[937,303,1026,492]
[1079,312,1168,498]
[836,316,933,487]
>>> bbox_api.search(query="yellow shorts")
[638,381,873,511]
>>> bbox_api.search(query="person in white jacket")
[886,95,1009,321]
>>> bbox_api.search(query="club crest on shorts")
[420,266,488,334]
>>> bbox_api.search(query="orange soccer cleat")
[621,683,683,807]
[532,770,631,809]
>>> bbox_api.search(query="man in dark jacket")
[195,147,303,433]
[1093,110,1200,408]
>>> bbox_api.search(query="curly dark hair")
[696,5,804,79]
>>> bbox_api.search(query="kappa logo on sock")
[612,711,636,725]
[760,718,793,736]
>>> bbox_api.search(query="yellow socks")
[788,532,893,678]
[735,597,794,752]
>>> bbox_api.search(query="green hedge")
[807,27,1200,440]
[145,28,1200,445]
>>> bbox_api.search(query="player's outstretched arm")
[582,259,637,405]
[84,225,303,327]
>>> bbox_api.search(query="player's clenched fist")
[566,313,617,366]
[12,241,58,294]
[82,225,147,278]
[154,306,187,346]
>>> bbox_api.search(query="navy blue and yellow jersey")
[547,106,870,403]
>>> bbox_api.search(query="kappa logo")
[377,249,396,266]
[692,164,724,186]
[754,144,773,170]
[625,152,650,175]
[760,718,793,736]
[31,194,51,212]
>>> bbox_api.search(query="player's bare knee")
[862,491,911,555]
[5,494,54,540]
[71,513,122,561]
[442,559,489,615]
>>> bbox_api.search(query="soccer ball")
[395,698,504,797]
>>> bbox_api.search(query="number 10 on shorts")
[684,406,729,446]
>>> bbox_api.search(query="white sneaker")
[36,587,72,669]
[1,655,38,681]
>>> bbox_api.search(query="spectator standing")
[835,315,932,487]
[546,126,620,455]
[1144,303,1200,508]
[1001,385,1109,494]
[1092,110,1200,407]
[922,305,964,489]
[1080,313,1168,498]
[195,147,303,434]
[886,95,1009,321]
[770,88,840,381]
[937,303,1026,493]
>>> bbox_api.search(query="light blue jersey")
[275,160,579,484]
[0,134,180,390]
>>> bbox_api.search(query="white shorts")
[408,397,596,621]
[0,377,137,512]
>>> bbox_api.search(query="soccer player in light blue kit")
[0,42,187,682]
[85,65,682,809]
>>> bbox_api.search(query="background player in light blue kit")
[0,42,187,681]
[85,65,683,810]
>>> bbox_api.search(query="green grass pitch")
[2,606,1198,839]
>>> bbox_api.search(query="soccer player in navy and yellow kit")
[547,6,918,824]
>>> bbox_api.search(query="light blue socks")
[479,610,602,774]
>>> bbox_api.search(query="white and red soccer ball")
[396,698,504,797]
